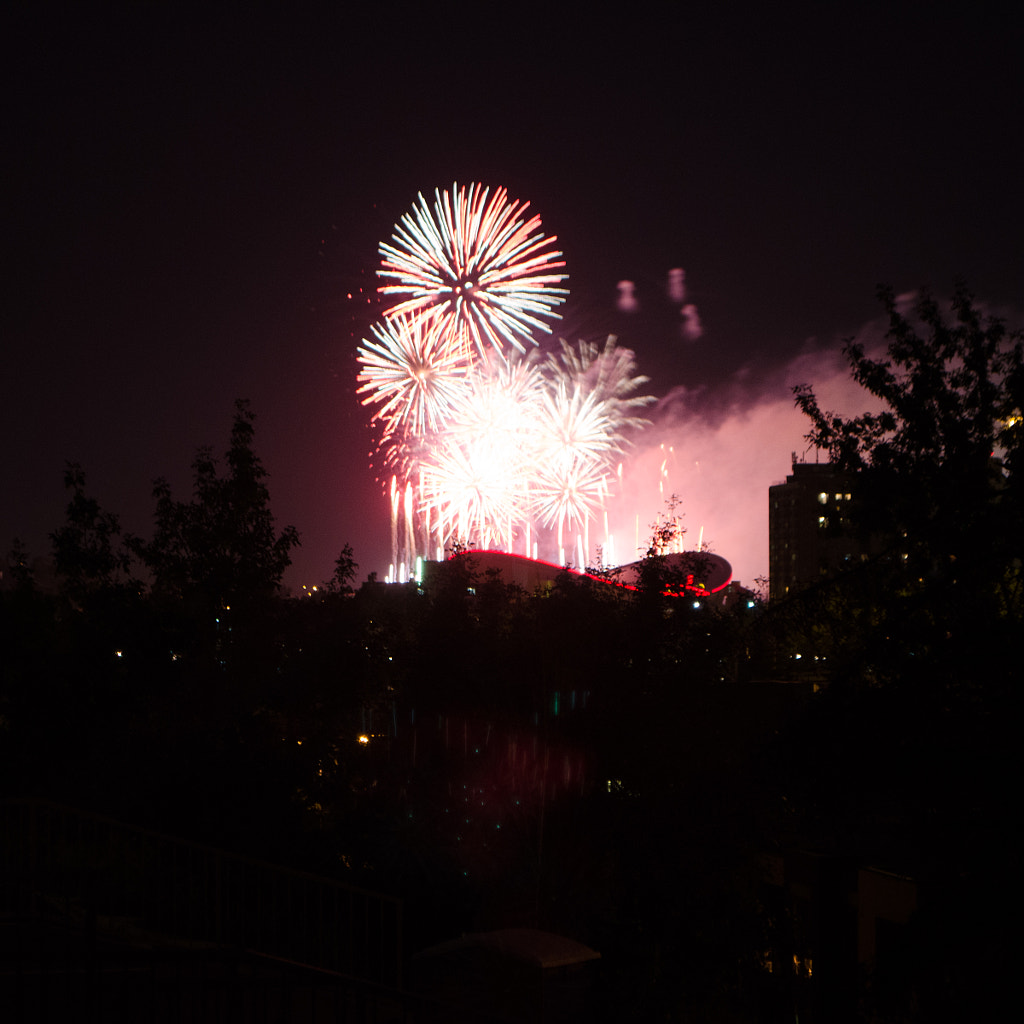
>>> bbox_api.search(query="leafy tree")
[51,463,137,602]
[631,494,713,597]
[5,538,35,591]
[796,284,1021,563]
[137,400,299,612]
[749,286,1024,1018]
[792,284,1023,690]
[325,543,358,596]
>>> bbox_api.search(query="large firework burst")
[416,354,543,549]
[359,184,653,576]
[548,335,654,430]
[356,313,470,437]
[377,182,568,357]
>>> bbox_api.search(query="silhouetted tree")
[136,400,299,612]
[766,286,1024,1016]
[792,283,1023,692]
[5,538,35,591]
[325,543,358,596]
[51,463,137,602]
[797,284,1021,562]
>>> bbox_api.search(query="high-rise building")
[768,458,864,602]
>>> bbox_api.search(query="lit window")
[818,516,828,527]
[817,492,828,504]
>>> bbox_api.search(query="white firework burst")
[378,182,568,357]
[356,313,471,437]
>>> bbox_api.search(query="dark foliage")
[791,284,1023,689]
[757,285,1024,1018]
[51,463,138,603]
[135,399,299,613]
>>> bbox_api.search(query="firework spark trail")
[548,335,654,428]
[356,313,471,436]
[445,353,545,447]
[530,457,611,533]
[419,433,529,551]
[537,381,620,469]
[527,342,652,545]
[378,183,568,357]
[416,355,542,550]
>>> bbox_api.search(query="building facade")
[768,460,862,602]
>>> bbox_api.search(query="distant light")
[358,734,370,745]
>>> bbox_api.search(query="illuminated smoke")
[667,267,686,303]
[605,317,895,582]
[680,303,703,341]
[616,280,638,312]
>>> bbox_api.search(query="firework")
[362,184,653,575]
[529,340,652,546]
[446,352,545,446]
[530,457,611,536]
[417,355,543,550]
[536,381,620,471]
[419,434,527,552]
[547,335,654,430]
[378,183,568,358]
[356,313,471,437]
[374,338,652,572]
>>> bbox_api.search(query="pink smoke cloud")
[605,315,896,585]
[680,303,703,341]
[616,280,638,312]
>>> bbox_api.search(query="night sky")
[5,6,1020,589]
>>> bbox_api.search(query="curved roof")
[439,549,733,596]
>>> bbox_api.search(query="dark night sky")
[4,5,1021,588]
